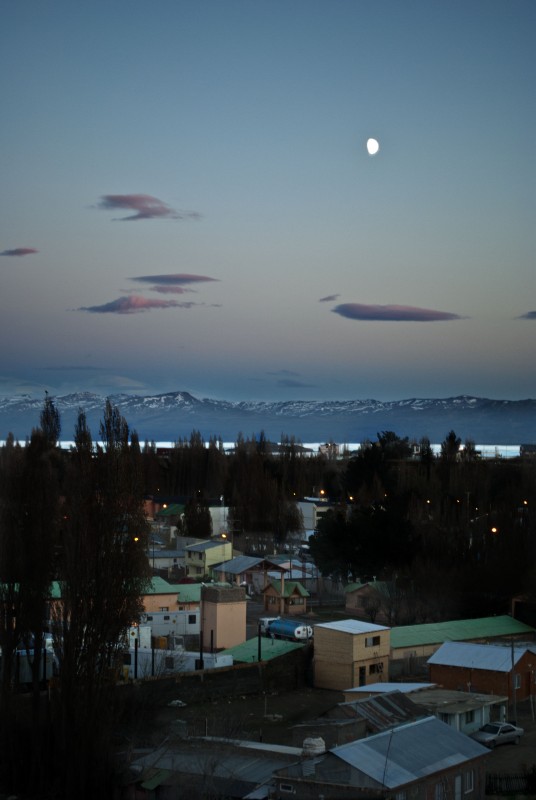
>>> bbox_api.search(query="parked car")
[470,722,524,748]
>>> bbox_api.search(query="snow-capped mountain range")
[0,391,535,445]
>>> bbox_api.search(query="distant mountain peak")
[0,391,534,445]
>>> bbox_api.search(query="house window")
[514,673,521,689]
[146,615,153,621]
[188,614,196,625]
[464,710,474,724]
[195,567,202,575]
[439,712,450,724]
[464,770,474,793]
[365,636,381,647]
[435,782,446,800]
[159,607,169,612]
[369,662,384,675]
[279,784,296,794]
[163,615,170,620]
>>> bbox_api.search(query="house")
[313,619,390,690]
[200,584,247,650]
[390,615,536,679]
[405,687,508,735]
[428,641,536,704]
[185,539,232,579]
[344,579,392,622]
[263,579,310,616]
[342,681,508,736]
[273,716,489,800]
[210,554,285,594]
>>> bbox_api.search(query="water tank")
[302,737,326,756]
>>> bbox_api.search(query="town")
[1,398,535,799]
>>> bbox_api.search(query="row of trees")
[0,398,151,798]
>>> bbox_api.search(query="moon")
[366,138,380,156]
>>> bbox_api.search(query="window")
[279,784,296,794]
[159,607,169,612]
[464,710,474,724]
[365,635,381,647]
[464,769,474,793]
[146,615,153,621]
[369,662,384,675]
[435,782,446,800]
[188,614,196,625]
[514,673,521,689]
[163,615,170,620]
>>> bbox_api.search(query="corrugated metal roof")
[212,555,265,574]
[332,716,489,789]
[147,576,185,595]
[329,691,424,732]
[315,619,389,635]
[427,641,536,671]
[391,615,535,649]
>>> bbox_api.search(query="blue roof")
[332,716,489,789]
[428,641,536,671]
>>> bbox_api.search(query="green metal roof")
[175,583,202,603]
[147,576,188,595]
[264,579,310,598]
[221,635,305,663]
[344,580,390,594]
[391,615,535,650]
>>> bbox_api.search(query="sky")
[1,0,534,403]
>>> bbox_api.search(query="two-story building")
[314,619,390,690]
[184,539,232,579]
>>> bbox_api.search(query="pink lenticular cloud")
[96,194,200,221]
[131,273,218,285]
[1,247,39,256]
[332,303,463,322]
[78,295,191,314]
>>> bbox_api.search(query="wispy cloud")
[518,311,536,320]
[77,295,197,314]
[95,194,200,222]
[332,303,463,322]
[1,247,38,256]
[319,294,340,302]
[276,378,316,388]
[131,273,218,287]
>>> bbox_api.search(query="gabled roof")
[391,614,535,649]
[332,716,488,789]
[344,580,390,594]
[212,556,282,575]
[146,576,185,595]
[428,641,536,672]
[329,691,425,732]
[315,619,389,635]
[263,580,310,598]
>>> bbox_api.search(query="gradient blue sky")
[1,0,534,402]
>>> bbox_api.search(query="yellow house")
[185,539,232,579]
[314,619,390,691]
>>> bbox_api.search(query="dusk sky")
[1,0,534,403]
